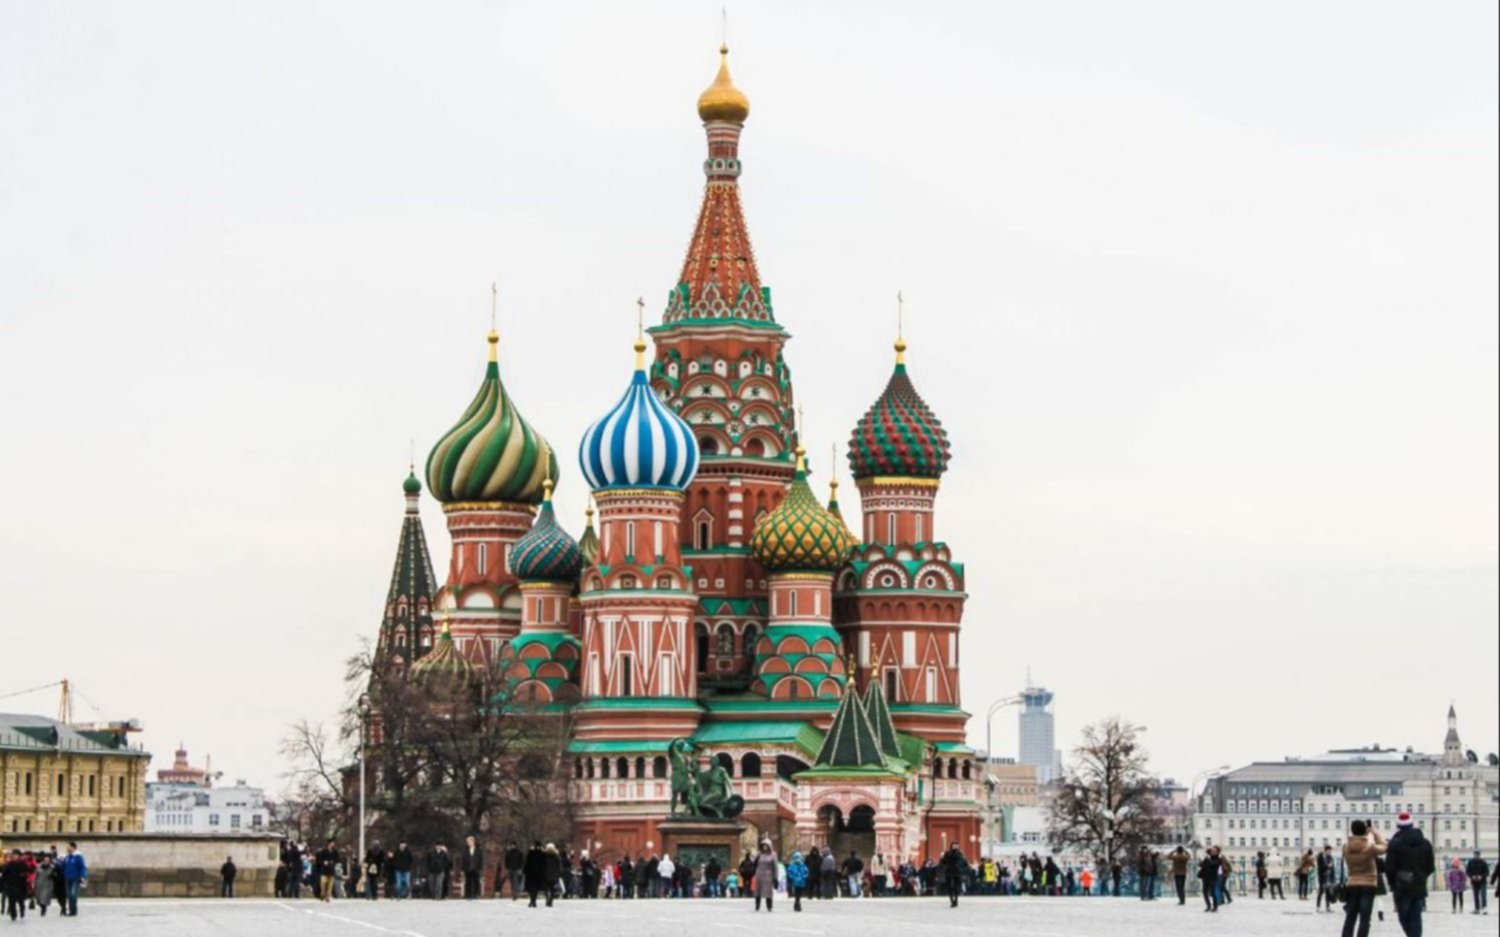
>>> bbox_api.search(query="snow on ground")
[57,894,1497,937]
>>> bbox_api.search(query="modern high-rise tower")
[1018,684,1061,784]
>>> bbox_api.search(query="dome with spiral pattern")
[427,330,558,504]
[409,623,476,696]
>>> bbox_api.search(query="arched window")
[932,758,944,778]
[715,624,735,657]
[652,756,668,779]
[699,436,719,455]
[741,753,763,779]
[947,759,958,779]
[585,759,596,779]
[742,624,760,658]
[695,623,711,673]
[714,753,735,777]
[961,761,972,780]
[616,757,629,779]
[625,522,636,558]
[746,438,765,457]
[635,756,646,779]
[599,758,610,779]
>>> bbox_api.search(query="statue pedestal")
[658,817,748,873]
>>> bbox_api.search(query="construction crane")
[0,678,142,733]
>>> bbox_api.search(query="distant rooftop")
[0,712,148,757]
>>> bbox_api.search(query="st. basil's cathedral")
[374,47,982,864]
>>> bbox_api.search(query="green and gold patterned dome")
[750,450,853,573]
[426,329,558,505]
[409,621,476,696]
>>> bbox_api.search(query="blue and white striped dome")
[578,367,699,491]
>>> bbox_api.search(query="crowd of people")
[262,827,1498,936]
[0,843,88,920]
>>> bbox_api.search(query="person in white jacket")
[1267,849,1287,899]
[657,855,676,898]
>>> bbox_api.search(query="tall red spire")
[664,46,774,325]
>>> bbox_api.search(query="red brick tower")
[648,46,797,690]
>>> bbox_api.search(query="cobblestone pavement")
[53,896,1498,936]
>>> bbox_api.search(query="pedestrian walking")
[1448,860,1467,913]
[842,850,864,898]
[1466,850,1491,915]
[820,850,837,900]
[1198,847,1221,912]
[1,851,28,921]
[32,853,56,916]
[1317,845,1338,912]
[522,842,547,907]
[314,840,340,903]
[751,840,777,912]
[942,845,966,908]
[1385,812,1434,937]
[59,842,87,917]
[786,851,809,912]
[220,856,237,898]
[1296,849,1315,900]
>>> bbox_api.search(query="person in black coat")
[542,845,562,906]
[461,837,484,900]
[941,846,966,908]
[285,843,303,899]
[220,856,238,898]
[1385,813,1435,936]
[1198,849,1222,912]
[502,842,524,900]
[523,842,548,907]
[806,848,822,900]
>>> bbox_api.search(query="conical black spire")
[380,472,439,665]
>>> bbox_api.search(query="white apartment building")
[1194,707,1498,880]
[146,780,268,835]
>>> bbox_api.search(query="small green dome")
[402,470,422,495]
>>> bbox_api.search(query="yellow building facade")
[0,714,150,836]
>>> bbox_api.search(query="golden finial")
[487,282,500,362]
[542,478,554,502]
[894,290,907,364]
[440,608,452,637]
[697,43,750,123]
[585,496,595,524]
[828,444,839,497]
[633,296,648,369]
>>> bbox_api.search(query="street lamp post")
[983,695,1022,763]
[1188,765,1230,852]
[357,694,370,872]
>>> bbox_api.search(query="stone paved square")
[54,896,1499,937]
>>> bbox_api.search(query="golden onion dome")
[697,45,750,123]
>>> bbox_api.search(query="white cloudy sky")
[2,1,1495,791]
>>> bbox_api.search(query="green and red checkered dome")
[847,351,950,480]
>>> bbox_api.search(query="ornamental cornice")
[856,477,941,490]
[442,501,537,514]
[592,488,687,505]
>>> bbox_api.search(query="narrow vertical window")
[478,543,489,574]
[654,521,663,558]
[915,513,924,543]
[788,590,798,616]
[626,522,636,558]
[885,667,899,702]
[620,656,634,697]
[887,514,897,544]
[925,666,937,701]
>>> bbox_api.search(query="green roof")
[862,680,902,759]
[896,732,929,767]
[0,713,149,758]
[566,739,673,754]
[692,721,825,757]
[572,697,704,712]
[814,689,886,769]
[889,703,971,717]
[933,741,975,754]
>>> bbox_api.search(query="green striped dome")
[426,331,558,504]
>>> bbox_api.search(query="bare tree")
[277,719,354,844]
[1047,717,1165,863]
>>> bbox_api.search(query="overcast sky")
[2,1,1495,792]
